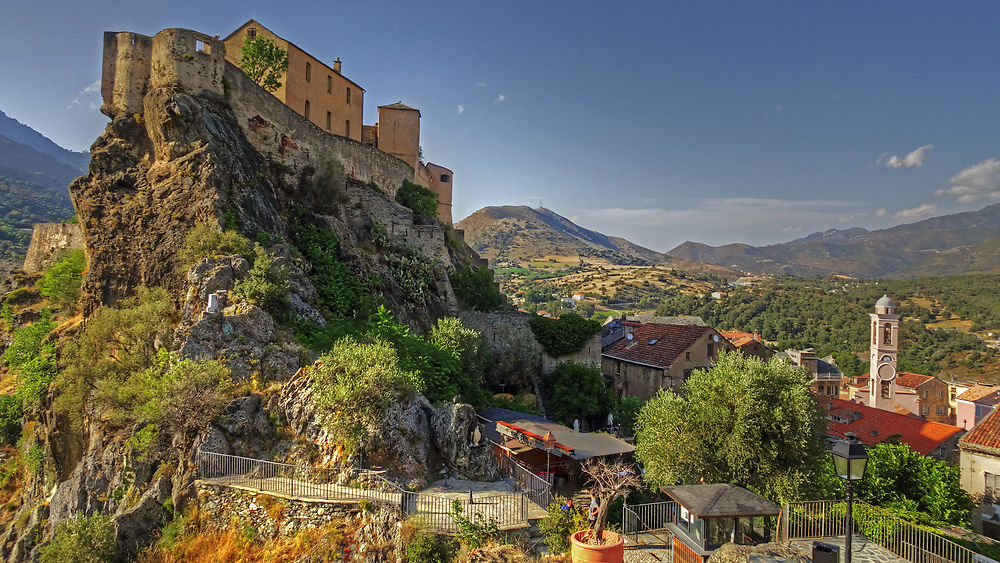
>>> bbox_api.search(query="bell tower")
[869,294,900,409]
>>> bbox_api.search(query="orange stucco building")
[223,20,455,224]
[224,20,364,141]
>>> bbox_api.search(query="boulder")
[431,401,499,481]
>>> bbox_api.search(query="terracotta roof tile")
[721,330,756,340]
[826,398,964,455]
[603,324,714,370]
[895,372,936,389]
[960,408,1000,454]
[731,336,757,347]
[957,385,1000,404]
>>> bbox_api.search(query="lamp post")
[831,432,869,563]
[543,431,556,486]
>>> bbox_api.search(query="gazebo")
[661,484,781,563]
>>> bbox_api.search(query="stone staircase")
[531,372,552,420]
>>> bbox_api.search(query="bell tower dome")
[869,294,900,409]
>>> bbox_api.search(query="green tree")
[38,250,85,310]
[528,313,602,357]
[430,317,492,405]
[178,222,250,265]
[233,245,289,313]
[449,266,506,311]
[546,361,614,426]
[395,180,439,220]
[239,35,289,92]
[635,351,828,502]
[39,512,117,563]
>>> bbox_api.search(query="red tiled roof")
[895,372,936,389]
[720,330,756,340]
[731,336,757,348]
[960,408,1000,454]
[957,385,1000,404]
[826,398,964,455]
[603,324,713,369]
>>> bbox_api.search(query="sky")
[2,1,1000,252]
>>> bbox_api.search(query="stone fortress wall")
[22,223,85,274]
[100,29,414,196]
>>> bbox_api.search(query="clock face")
[880,354,893,363]
[877,362,896,381]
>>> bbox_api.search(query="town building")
[956,385,1000,430]
[958,408,1000,538]
[893,372,952,424]
[720,331,774,362]
[781,348,842,398]
[824,397,964,462]
[868,294,900,410]
[602,323,735,401]
[223,20,455,223]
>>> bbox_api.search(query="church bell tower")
[869,294,900,409]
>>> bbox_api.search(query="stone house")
[957,385,1000,430]
[893,372,952,425]
[223,20,454,223]
[781,348,842,398]
[602,323,735,401]
[958,408,1000,537]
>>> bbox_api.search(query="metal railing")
[496,452,554,509]
[196,450,527,533]
[784,500,990,563]
[622,501,678,543]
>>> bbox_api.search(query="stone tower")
[869,294,900,409]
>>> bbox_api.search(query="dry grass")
[138,519,357,563]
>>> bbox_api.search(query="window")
[828,385,837,396]
[195,39,209,54]
[327,75,332,94]
[920,406,930,416]
[872,322,877,345]
[881,381,891,399]
[685,351,691,361]
[305,62,311,82]
[707,342,714,356]
[922,390,928,399]
[883,324,892,345]
[247,28,257,40]
[937,405,946,415]
[345,120,350,138]
[440,174,451,182]
[988,472,1000,498]
[304,100,310,119]
[325,111,331,130]
[940,390,946,399]
[346,87,351,104]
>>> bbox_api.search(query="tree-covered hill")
[654,275,999,378]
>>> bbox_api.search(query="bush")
[39,512,117,563]
[38,250,85,310]
[449,499,499,549]
[405,530,459,563]
[539,498,588,554]
[546,361,614,426]
[310,336,416,453]
[233,245,289,313]
[387,245,433,303]
[450,266,506,311]
[395,180,438,220]
[430,317,492,406]
[293,224,370,319]
[0,395,21,445]
[2,313,57,410]
[528,313,601,357]
[178,223,250,265]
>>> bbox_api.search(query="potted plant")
[570,457,642,563]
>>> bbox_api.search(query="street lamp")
[831,432,869,563]
[543,431,556,486]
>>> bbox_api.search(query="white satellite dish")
[626,333,634,340]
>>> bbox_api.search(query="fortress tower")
[869,294,900,410]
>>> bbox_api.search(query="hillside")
[667,203,1000,278]
[0,110,89,172]
[457,205,731,274]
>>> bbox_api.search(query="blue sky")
[3,1,1000,251]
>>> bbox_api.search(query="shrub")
[293,224,370,319]
[39,512,117,563]
[395,180,438,220]
[528,313,601,357]
[25,443,44,475]
[2,313,57,410]
[310,336,416,453]
[546,361,615,426]
[449,499,499,549]
[233,245,289,313]
[538,497,588,554]
[387,245,434,303]
[0,395,21,445]
[450,266,506,311]
[430,317,493,406]
[178,223,250,265]
[405,530,459,563]
[38,250,85,310]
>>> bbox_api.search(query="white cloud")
[877,144,933,168]
[66,79,101,112]
[874,208,887,217]
[935,158,1000,203]
[775,105,784,111]
[457,104,464,114]
[495,93,506,103]
[894,204,937,221]
[82,79,100,94]
[475,81,486,88]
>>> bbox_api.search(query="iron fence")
[196,450,527,532]
[784,500,991,563]
[496,452,553,509]
[622,501,678,542]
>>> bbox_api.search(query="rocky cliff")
[0,27,501,561]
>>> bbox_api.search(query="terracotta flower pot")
[570,529,624,563]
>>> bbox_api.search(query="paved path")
[790,536,907,563]
[624,531,673,563]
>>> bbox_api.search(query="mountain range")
[666,203,1000,277]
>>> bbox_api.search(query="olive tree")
[240,34,289,92]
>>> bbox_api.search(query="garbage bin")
[812,541,840,563]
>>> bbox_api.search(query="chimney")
[333,57,342,74]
